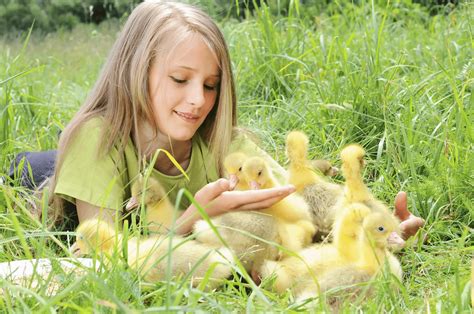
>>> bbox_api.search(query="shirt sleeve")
[229,132,288,185]
[54,118,126,211]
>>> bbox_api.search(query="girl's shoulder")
[55,115,132,211]
[74,116,107,138]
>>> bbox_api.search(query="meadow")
[0,1,472,312]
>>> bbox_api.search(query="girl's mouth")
[174,110,199,122]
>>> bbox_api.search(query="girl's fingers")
[220,185,296,210]
[195,178,230,203]
[237,194,287,211]
[192,182,295,218]
[399,216,426,240]
[393,191,426,240]
[394,191,410,221]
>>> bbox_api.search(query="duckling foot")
[251,269,261,285]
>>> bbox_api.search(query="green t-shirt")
[54,117,288,214]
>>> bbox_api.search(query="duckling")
[356,211,402,279]
[332,202,372,262]
[127,233,233,289]
[285,131,321,191]
[193,211,280,281]
[296,265,373,308]
[331,203,403,275]
[223,152,249,190]
[339,144,390,214]
[125,174,176,234]
[260,203,371,294]
[260,243,342,294]
[310,159,339,177]
[285,131,344,239]
[70,219,123,257]
[242,156,315,252]
[309,265,372,295]
[242,156,312,223]
[72,219,233,289]
[331,201,402,277]
[339,144,405,251]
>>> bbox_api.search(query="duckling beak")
[328,166,339,177]
[126,196,139,212]
[229,174,239,190]
[70,242,82,257]
[249,180,261,190]
[387,231,405,249]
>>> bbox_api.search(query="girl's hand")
[394,191,425,240]
[195,179,296,213]
[175,178,296,235]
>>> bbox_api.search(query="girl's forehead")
[159,33,220,72]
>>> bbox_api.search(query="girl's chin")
[166,130,196,142]
[160,119,202,141]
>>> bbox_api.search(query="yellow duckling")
[356,211,403,278]
[223,152,249,190]
[260,203,370,294]
[242,156,312,223]
[295,265,373,311]
[193,210,280,281]
[332,202,372,261]
[126,174,176,234]
[286,131,344,240]
[260,243,342,294]
[70,218,123,257]
[242,156,315,252]
[72,219,233,289]
[339,144,405,251]
[296,209,403,308]
[340,144,391,214]
[331,201,403,278]
[310,159,339,177]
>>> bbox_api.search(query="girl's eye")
[204,84,218,91]
[170,76,186,84]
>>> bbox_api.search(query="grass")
[0,0,473,312]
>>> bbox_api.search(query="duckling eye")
[257,170,262,176]
[238,166,242,172]
[377,226,385,232]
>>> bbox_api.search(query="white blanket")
[0,258,98,280]
[0,258,100,294]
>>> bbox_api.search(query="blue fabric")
[8,150,57,189]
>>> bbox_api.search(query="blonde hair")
[47,0,237,223]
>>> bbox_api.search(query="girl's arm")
[76,200,117,224]
[75,178,295,235]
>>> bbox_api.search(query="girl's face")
[148,35,220,142]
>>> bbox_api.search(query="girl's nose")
[187,83,206,107]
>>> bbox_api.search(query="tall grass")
[0,0,472,311]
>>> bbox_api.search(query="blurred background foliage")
[0,0,460,35]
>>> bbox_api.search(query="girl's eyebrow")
[175,65,220,77]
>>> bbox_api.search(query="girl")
[47,0,296,234]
